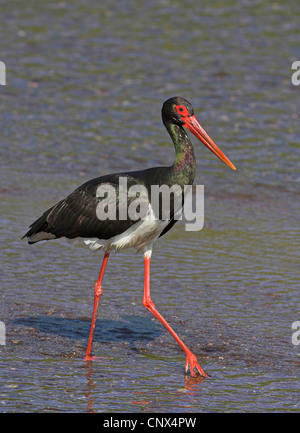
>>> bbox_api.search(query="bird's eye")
[175,105,189,117]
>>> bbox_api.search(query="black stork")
[23,97,236,378]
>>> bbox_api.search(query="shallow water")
[0,0,300,413]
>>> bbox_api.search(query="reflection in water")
[84,357,207,412]
[84,360,95,413]
[184,374,207,391]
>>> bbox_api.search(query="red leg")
[85,252,109,360]
[143,254,209,378]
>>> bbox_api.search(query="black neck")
[164,122,196,186]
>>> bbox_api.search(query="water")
[0,0,299,413]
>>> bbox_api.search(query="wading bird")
[23,97,236,377]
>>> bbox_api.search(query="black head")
[162,97,194,127]
[161,96,236,170]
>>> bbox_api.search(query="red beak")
[183,115,236,170]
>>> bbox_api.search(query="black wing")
[23,172,150,243]
[23,166,186,244]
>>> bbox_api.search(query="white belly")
[71,205,170,253]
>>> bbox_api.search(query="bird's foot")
[84,355,101,362]
[185,352,210,378]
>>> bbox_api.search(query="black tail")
[22,204,57,244]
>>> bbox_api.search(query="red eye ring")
[175,105,189,117]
